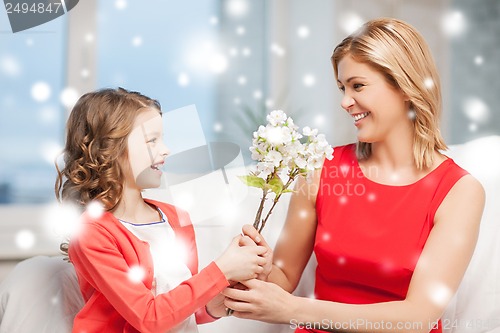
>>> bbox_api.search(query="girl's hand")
[215,235,268,282]
[242,224,273,281]
[222,279,295,324]
[205,293,228,318]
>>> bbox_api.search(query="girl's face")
[123,108,170,190]
[336,56,410,143]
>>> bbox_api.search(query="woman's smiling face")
[336,56,410,143]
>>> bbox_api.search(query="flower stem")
[258,171,299,233]
[258,196,279,233]
[253,189,268,231]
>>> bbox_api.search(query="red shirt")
[298,144,467,333]
[69,199,229,333]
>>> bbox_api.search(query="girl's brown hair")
[332,18,447,170]
[55,87,161,211]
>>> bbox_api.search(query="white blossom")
[247,109,334,182]
[249,146,263,160]
[286,117,299,131]
[256,125,267,139]
[264,150,283,167]
[244,110,334,232]
[265,126,288,145]
[294,157,307,169]
[266,110,287,126]
[307,156,324,170]
[302,126,318,136]
[256,161,274,180]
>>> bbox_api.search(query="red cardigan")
[69,199,229,333]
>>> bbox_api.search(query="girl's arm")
[70,227,266,333]
[226,175,485,333]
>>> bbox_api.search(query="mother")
[224,18,485,333]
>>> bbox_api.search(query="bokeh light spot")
[115,0,127,10]
[339,12,364,34]
[314,114,325,126]
[229,47,238,57]
[31,81,51,102]
[15,230,36,250]
[1,55,22,77]
[225,0,248,18]
[60,87,80,109]
[265,99,274,108]
[208,53,228,74]
[428,283,453,307]
[209,16,219,25]
[303,74,316,87]
[237,75,247,85]
[86,201,104,219]
[80,68,90,78]
[128,265,146,284]
[43,201,82,239]
[38,106,58,124]
[442,11,467,37]
[297,25,310,38]
[424,78,434,89]
[242,47,251,57]
[84,33,94,43]
[463,97,489,123]
[132,36,143,47]
[270,43,286,57]
[236,26,246,36]
[41,141,63,164]
[178,73,190,87]
[474,55,483,66]
[214,122,223,133]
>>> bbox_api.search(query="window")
[0,14,67,204]
[96,0,220,141]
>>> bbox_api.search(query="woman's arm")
[257,169,322,292]
[225,175,485,333]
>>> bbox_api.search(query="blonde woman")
[225,18,485,333]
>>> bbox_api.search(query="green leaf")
[268,176,284,195]
[238,175,265,189]
[282,189,295,194]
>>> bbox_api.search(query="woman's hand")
[241,224,273,281]
[215,235,269,282]
[222,279,296,324]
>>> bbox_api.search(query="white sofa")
[1,136,499,333]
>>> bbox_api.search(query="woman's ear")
[403,92,411,102]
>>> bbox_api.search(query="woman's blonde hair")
[331,18,447,169]
[55,87,161,211]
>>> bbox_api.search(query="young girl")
[226,18,485,333]
[55,87,268,333]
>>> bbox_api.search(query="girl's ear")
[116,151,130,177]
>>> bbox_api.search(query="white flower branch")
[239,110,334,233]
